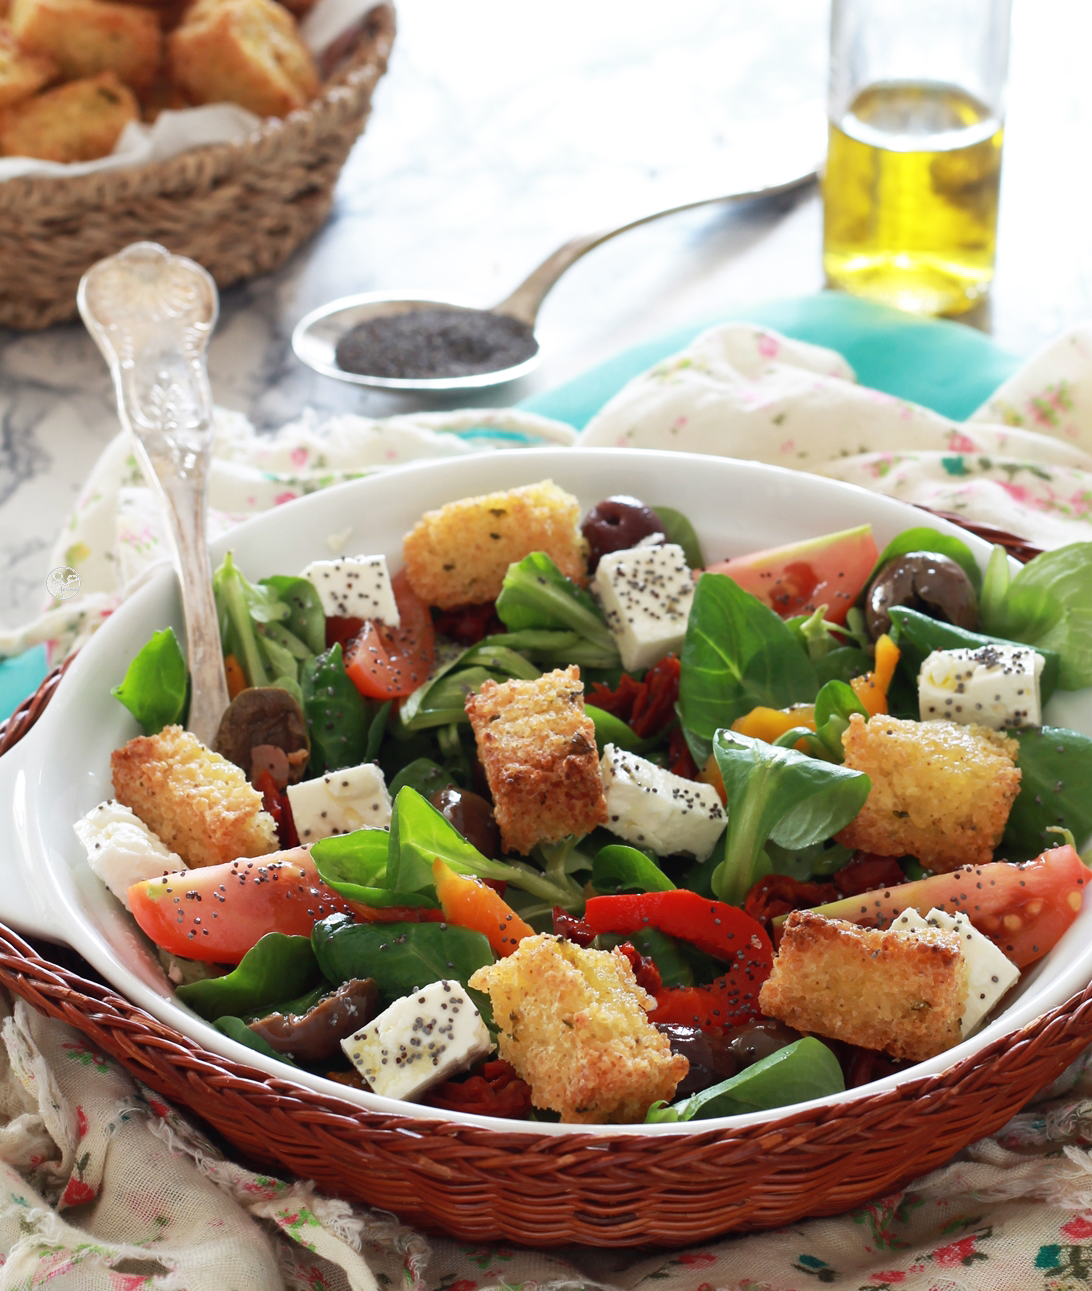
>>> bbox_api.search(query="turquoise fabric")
[521,291,1021,428]
[0,293,1018,724]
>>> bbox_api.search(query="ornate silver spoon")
[78,241,230,747]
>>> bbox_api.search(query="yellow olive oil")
[822,82,1003,316]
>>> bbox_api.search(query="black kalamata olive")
[581,496,666,572]
[656,1024,739,1097]
[865,551,979,641]
[430,786,501,858]
[724,1018,803,1068]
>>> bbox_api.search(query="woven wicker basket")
[0,515,1089,1249]
[0,3,395,331]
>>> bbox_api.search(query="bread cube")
[835,713,1020,872]
[465,665,607,856]
[470,933,688,1123]
[112,724,277,868]
[759,909,967,1062]
[168,0,318,119]
[0,20,55,108]
[10,0,161,92]
[403,479,589,609]
[0,70,137,160]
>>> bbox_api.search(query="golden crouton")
[0,70,137,160]
[402,479,589,610]
[10,0,160,92]
[465,665,607,855]
[168,0,317,119]
[111,724,277,869]
[0,21,55,108]
[835,713,1020,872]
[470,933,688,1123]
[759,910,967,1062]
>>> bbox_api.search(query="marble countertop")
[0,0,1089,632]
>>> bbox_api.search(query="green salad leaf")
[311,827,439,908]
[214,1016,299,1068]
[259,575,326,655]
[111,626,188,734]
[312,912,493,1008]
[651,505,704,569]
[646,1037,844,1122]
[867,526,983,593]
[711,729,871,907]
[1003,725,1092,856]
[591,844,675,894]
[177,933,322,1022]
[679,573,818,767]
[980,542,1092,690]
[495,552,619,667]
[301,643,370,774]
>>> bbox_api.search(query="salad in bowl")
[6,448,1092,1136]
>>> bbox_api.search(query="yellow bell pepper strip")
[432,859,533,956]
[583,891,774,1029]
[850,633,900,717]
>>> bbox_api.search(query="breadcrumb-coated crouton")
[0,20,55,108]
[168,0,318,118]
[402,479,589,610]
[111,724,277,869]
[759,910,967,1062]
[835,713,1020,872]
[0,70,136,159]
[465,665,607,855]
[10,0,160,92]
[469,933,688,1123]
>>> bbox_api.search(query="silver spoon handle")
[492,168,817,327]
[78,242,229,748]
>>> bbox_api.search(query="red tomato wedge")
[127,848,360,963]
[782,843,1089,969]
[703,524,879,625]
[345,569,436,699]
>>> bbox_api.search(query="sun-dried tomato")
[254,769,299,849]
[588,654,681,738]
[668,726,699,779]
[424,1059,532,1118]
[743,874,837,926]
[832,852,908,896]
[613,941,666,996]
[432,602,505,645]
[552,906,596,946]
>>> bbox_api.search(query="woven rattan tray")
[0,3,395,331]
[1,515,1090,1248]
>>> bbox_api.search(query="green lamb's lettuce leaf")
[111,626,189,734]
[585,705,659,755]
[888,606,1060,704]
[646,1037,844,1122]
[679,573,818,767]
[311,912,494,1011]
[980,542,1092,690]
[651,505,704,569]
[811,678,870,762]
[867,526,983,594]
[495,552,619,667]
[311,828,438,909]
[177,933,322,1022]
[300,643,370,774]
[710,729,871,907]
[214,1016,300,1068]
[260,575,326,655]
[1003,725,1092,856]
[214,552,288,688]
[591,844,675,895]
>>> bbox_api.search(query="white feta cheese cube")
[286,762,392,842]
[340,979,493,1102]
[918,643,1044,730]
[592,542,694,671]
[74,800,183,909]
[892,906,1019,1038]
[301,554,400,624]
[600,743,725,861]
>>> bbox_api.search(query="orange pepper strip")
[224,653,248,700]
[850,633,900,717]
[431,859,534,956]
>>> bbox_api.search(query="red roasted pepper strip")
[583,890,774,1030]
